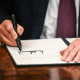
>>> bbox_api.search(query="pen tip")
[19,47,21,52]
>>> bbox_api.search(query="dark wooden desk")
[0,45,80,80]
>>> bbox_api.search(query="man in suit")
[0,0,80,63]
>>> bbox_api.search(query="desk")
[0,45,80,80]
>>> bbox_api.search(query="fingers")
[60,49,65,56]
[0,23,17,46]
[65,47,80,62]
[6,22,17,39]
[0,31,17,46]
[74,51,80,62]
[1,20,17,40]
[61,44,74,61]
[0,24,16,42]
[60,39,80,63]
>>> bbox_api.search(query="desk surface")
[0,45,80,80]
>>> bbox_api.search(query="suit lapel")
[33,0,49,24]
[32,0,49,38]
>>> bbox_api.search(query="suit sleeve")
[0,0,13,23]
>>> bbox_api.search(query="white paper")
[6,38,78,66]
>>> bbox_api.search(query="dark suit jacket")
[0,0,80,39]
[0,0,49,39]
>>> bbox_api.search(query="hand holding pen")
[11,14,24,51]
[0,15,24,47]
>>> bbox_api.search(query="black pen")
[62,38,70,46]
[11,14,22,52]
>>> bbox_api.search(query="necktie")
[56,0,76,38]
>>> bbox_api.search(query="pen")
[62,38,70,46]
[11,14,22,52]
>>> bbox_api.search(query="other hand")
[60,38,80,63]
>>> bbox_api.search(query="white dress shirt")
[40,0,79,39]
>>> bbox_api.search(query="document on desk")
[6,38,79,66]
